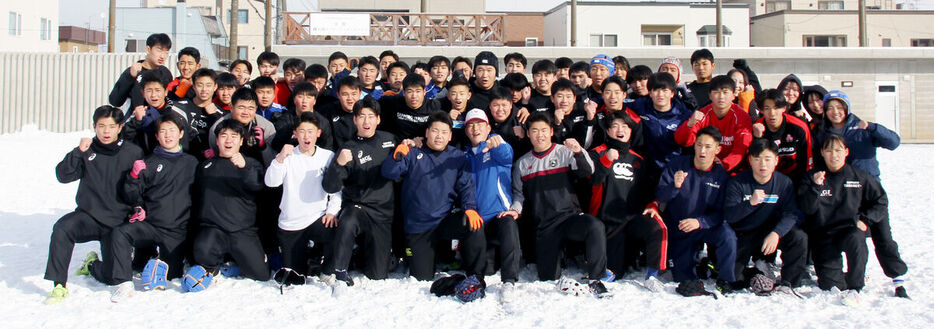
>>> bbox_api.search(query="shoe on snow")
[841,289,861,306]
[75,252,98,276]
[44,284,68,305]
[716,280,736,295]
[895,286,910,299]
[643,276,665,293]
[334,270,354,287]
[111,281,135,303]
[500,282,517,303]
[588,280,611,298]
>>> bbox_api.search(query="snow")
[2,125,933,328]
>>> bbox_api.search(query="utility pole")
[265,0,273,52]
[571,0,577,47]
[108,0,115,52]
[716,0,723,47]
[421,0,428,12]
[230,0,240,60]
[859,0,868,46]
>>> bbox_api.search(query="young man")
[752,89,813,183]
[270,81,334,152]
[383,62,409,96]
[208,88,277,165]
[451,56,473,81]
[252,76,288,121]
[569,61,591,93]
[724,139,808,288]
[378,50,399,85]
[581,76,644,151]
[177,68,224,159]
[687,49,716,108]
[657,57,699,111]
[229,59,253,87]
[276,58,306,106]
[328,51,350,82]
[44,106,144,304]
[186,120,270,291]
[319,76,362,149]
[651,126,737,291]
[462,109,521,296]
[588,111,667,291]
[109,33,172,109]
[674,75,752,174]
[265,113,341,280]
[428,55,451,99]
[797,134,890,304]
[504,52,527,74]
[166,47,201,101]
[628,73,693,172]
[324,98,398,281]
[555,57,573,80]
[379,74,443,140]
[511,113,610,289]
[468,51,499,111]
[256,51,280,82]
[529,59,557,112]
[587,54,615,105]
[121,71,193,154]
[214,72,238,111]
[548,79,589,146]
[357,56,385,99]
[625,65,652,100]
[87,114,198,302]
[487,86,528,157]
[381,112,487,281]
[304,63,336,108]
[442,77,472,148]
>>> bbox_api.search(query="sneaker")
[643,276,665,293]
[318,273,337,286]
[716,280,735,295]
[44,284,68,305]
[588,280,610,298]
[841,289,860,306]
[500,282,517,303]
[895,286,910,299]
[695,257,711,280]
[110,281,135,303]
[334,270,354,287]
[75,252,99,276]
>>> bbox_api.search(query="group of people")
[43,33,909,306]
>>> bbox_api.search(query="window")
[9,11,22,36]
[803,35,847,47]
[643,33,672,46]
[882,38,892,47]
[765,1,791,13]
[125,39,145,52]
[525,37,538,47]
[818,1,844,10]
[603,34,617,47]
[589,34,617,47]
[228,9,248,24]
[40,18,51,40]
[911,39,934,47]
[698,35,731,47]
[238,46,248,59]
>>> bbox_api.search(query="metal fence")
[0,52,176,134]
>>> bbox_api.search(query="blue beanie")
[822,90,851,114]
[590,54,616,76]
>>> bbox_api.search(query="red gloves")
[129,206,146,223]
[130,160,146,179]
[393,144,410,161]
[466,209,484,231]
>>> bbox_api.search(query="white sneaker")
[643,276,665,293]
[318,273,337,286]
[500,282,517,303]
[111,281,135,303]
[841,289,860,307]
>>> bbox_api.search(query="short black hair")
[504,52,527,67]
[358,56,379,69]
[154,112,187,132]
[297,111,321,129]
[229,59,252,74]
[555,57,573,69]
[304,64,328,80]
[532,59,557,75]
[146,33,172,49]
[601,76,627,92]
[569,61,590,74]
[709,75,736,92]
[426,111,453,130]
[821,133,848,150]
[257,51,280,66]
[526,111,554,127]
[551,78,576,95]
[647,72,677,92]
[411,62,430,73]
[214,118,246,138]
[282,58,306,72]
[402,73,426,90]
[328,51,348,64]
[387,61,410,74]
[292,81,317,98]
[490,86,512,102]
[451,56,472,69]
[379,50,399,62]
[690,48,715,64]
[353,96,381,116]
[93,105,124,124]
[428,56,451,69]
[500,73,529,91]
[337,75,363,91]
[140,69,170,88]
[216,72,239,88]
[192,68,217,83]
[606,109,637,127]
[252,76,276,90]
[755,89,789,109]
[613,56,631,72]
[696,126,723,144]
[178,47,200,63]
[448,76,470,89]
[231,87,258,106]
[625,65,652,84]
[748,138,778,157]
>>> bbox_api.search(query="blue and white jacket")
[465,135,514,221]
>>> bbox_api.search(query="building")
[749,9,934,47]
[114,2,230,69]
[59,26,106,53]
[314,0,485,13]
[1,0,59,52]
[543,1,750,47]
[725,0,896,17]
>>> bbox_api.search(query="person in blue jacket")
[462,109,522,298]
[381,112,487,281]
[648,126,737,292]
[814,90,908,298]
[629,73,693,175]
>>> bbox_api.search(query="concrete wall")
[0,0,59,52]
[543,6,569,46]
[272,45,934,141]
[751,10,934,47]
[504,13,544,47]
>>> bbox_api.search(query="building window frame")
[228,9,249,24]
[643,33,672,46]
[765,1,792,13]
[818,1,845,10]
[803,35,847,47]
[589,33,618,47]
[911,39,934,47]
[9,11,22,36]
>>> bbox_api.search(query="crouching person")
[798,134,884,306]
[184,120,270,292]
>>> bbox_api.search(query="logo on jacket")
[417,153,424,160]
[819,190,832,197]
[482,152,491,163]
[382,141,394,148]
[358,150,372,164]
[333,117,340,122]
[705,182,720,189]
[88,153,97,161]
[203,161,213,169]
[548,159,558,168]
[786,134,794,142]
[612,163,634,181]
[844,181,862,189]
[666,123,679,131]
[157,164,164,172]
[721,136,734,146]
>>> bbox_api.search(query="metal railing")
[282,12,505,46]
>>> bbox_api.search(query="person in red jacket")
[674,75,752,174]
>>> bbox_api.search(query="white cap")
[465,108,488,124]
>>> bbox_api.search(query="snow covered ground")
[1,126,932,328]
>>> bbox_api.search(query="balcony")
[282,12,505,46]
